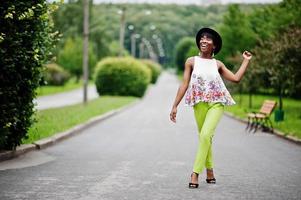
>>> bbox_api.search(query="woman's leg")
[193,102,214,170]
[205,143,213,169]
[193,102,208,133]
[190,102,208,184]
[193,102,224,174]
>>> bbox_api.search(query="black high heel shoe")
[206,178,216,184]
[188,172,199,189]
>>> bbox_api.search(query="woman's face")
[199,34,215,54]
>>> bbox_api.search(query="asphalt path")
[34,85,98,110]
[1,72,300,200]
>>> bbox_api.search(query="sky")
[92,0,282,4]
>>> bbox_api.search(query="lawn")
[23,96,137,144]
[225,94,301,139]
[36,78,93,96]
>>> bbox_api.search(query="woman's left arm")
[217,51,252,83]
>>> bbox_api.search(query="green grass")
[224,94,301,139]
[23,96,137,144]
[36,78,93,97]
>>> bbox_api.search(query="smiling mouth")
[200,43,208,48]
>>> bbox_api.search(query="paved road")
[1,73,301,200]
[34,85,98,110]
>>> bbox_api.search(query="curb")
[0,100,141,162]
[0,144,36,162]
[224,111,301,145]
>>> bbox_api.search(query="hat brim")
[196,27,222,55]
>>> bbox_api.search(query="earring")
[212,52,215,57]
[198,52,201,56]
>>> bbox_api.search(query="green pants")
[192,102,224,174]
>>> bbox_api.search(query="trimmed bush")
[44,63,70,86]
[95,57,151,97]
[141,59,162,84]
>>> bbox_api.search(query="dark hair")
[200,32,217,46]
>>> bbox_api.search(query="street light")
[150,24,156,31]
[145,10,152,15]
[152,34,158,40]
[128,24,134,31]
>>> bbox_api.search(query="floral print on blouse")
[184,57,236,106]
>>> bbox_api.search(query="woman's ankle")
[206,168,215,178]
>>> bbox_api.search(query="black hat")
[196,27,222,55]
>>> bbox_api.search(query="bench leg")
[253,118,260,133]
[267,118,274,133]
[246,117,251,132]
[248,117,256,132]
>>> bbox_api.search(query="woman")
[169,27,252,189]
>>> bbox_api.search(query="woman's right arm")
[170,57,193,123]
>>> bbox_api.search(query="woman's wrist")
[242,58,250,66]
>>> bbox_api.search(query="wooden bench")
[246,100,277,133]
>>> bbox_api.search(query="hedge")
[95,57,151,97]
[0,1,57,150]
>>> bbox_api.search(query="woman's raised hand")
[243,51,252,60]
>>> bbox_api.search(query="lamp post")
[131,33,140,57]
[118,7,126,57]
[152,34,165,64]
[128,25,135,57]
[139,42,144,58]
[82,0,89,104]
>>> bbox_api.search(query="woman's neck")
[199,52,212,59]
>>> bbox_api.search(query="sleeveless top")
[184,56,236,106]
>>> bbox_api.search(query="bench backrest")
[259,100,277,115]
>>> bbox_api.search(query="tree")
[253,26,301,120]
[57,37,97,81]
[218,4,256,69]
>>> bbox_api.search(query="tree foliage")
[218,4,256,69]
[57,37,97,81]
[220,0,301,102]
[52,2,228,68]
[253,26,301,109]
